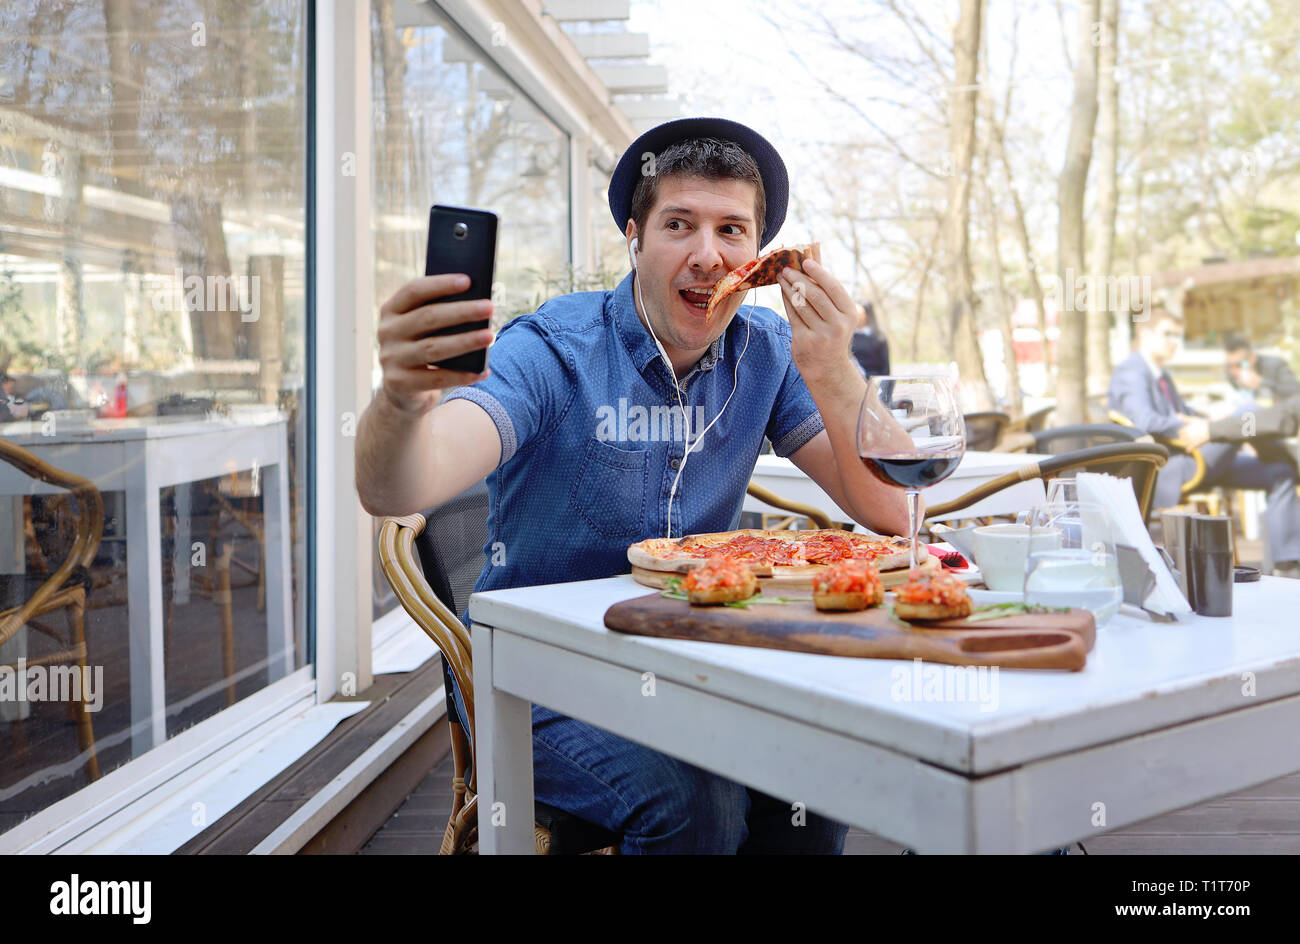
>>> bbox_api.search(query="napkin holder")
[1116,544,1179,622]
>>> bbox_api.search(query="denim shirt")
[444,270,825,616]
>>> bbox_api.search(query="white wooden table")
[747,451,1050,525]
[0,410,294,755]
[470,574,1300,854]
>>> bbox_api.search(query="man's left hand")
[778,258,858,389]
[1179,417,1211,449]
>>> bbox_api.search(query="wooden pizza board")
[630,553,941,593]
[604,591,1095,671]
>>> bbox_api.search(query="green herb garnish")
[723,595,811,609]
[659,576,810,608]
[963,602,1073,623]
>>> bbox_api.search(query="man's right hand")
[377,273,494,414]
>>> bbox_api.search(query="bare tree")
[978,26,1022,419]
[1056,0,1101,425]
[993,126,1052,372]
[943,0,993,409]
[1089,0,1120,393]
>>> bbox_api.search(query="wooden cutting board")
[604,591,1095,670]
[630,554,942,593]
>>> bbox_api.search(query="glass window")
[0,0,309,830]
[369,0,571,619]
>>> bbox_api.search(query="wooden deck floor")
[357,721,1300,855]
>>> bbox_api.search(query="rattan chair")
[376,482,620,855]
[963,411,1011,451]
[745,481,837,530]
[924,442,1171,526]
[0,439,103,782]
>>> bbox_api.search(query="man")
[1213,334,1300,443]
[850,300,890,378]
[1225,333,1300,404]
[356,118,909,854]
[1108,310,1300,576]
[0,373,26,422]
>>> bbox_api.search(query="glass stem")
[907,488,921,570]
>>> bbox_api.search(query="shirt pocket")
[570,439,649,541]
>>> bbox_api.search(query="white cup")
[973,523,1063,592]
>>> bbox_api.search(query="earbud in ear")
[628,236,639,269]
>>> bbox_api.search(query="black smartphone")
[424,204,498,373]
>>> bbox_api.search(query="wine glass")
[1045,477,1078,505]
[1024,500,1122,626]
[857,375,966,569]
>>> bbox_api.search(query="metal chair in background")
[963,411,1011,451]
[1029,423,1145,455]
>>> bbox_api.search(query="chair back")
[1108,409,1207,495]
[413,480,490,621]
[0,440,103,645]
[963,411,1010,451]
[376,482,488,784]
[1030,423,1142,456]
[376,484,626,854]
[925,442,1171,523]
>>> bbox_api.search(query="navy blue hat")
[608,117,788,249]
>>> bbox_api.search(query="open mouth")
[678,287,714,311]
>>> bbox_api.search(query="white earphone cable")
[630,237,755,538]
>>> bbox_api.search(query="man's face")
[626,174,760,356]
[1141,318,1182,364]
[1226,348,1256,376]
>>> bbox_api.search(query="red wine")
[862,452,962,488]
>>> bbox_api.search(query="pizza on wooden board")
[704,243,821,323]
[628,528,925,579]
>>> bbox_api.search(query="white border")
[315,0,375,702]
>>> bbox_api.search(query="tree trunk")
[909,226,941,363]
[1056,0,1101,425]
[977,27,1022,419]
[979,165,1022,419]
[1088,0,1120,395]
[995,136,1052,373]
[943,0,993,410]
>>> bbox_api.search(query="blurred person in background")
[0,373,28,421]
[849,300,890,378]
[1224,334,1300,407]
[1109,310,1300,577]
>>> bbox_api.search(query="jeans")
[531,704,849,854]
[1152,403,1300,564]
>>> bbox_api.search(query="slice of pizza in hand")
[705,242,821,324]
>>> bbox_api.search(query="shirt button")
[669,457,680,470]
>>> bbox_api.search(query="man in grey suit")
[1225,334,1300,403]
[1108,310,1300,577]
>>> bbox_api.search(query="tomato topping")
[813,559,882,594]
[682,555,754,591]
[896,569,970,606]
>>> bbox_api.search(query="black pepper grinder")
[1188,515,1233,617]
